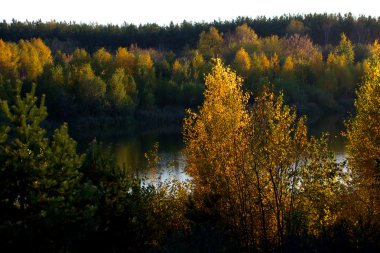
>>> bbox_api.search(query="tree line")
[1,13,380,52]
[1,21,378,121]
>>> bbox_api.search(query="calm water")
[71,114,347,181]
[71,126,188,181]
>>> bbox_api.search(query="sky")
[1,0,380,26]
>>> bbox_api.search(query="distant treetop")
[1,13,380,53]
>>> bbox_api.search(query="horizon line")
[2,12,379,27]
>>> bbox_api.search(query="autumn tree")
[92,47,114,78]
[184,59,252,247]
[229,23,260,53]
[299,135,345,237]
[0,39,19,79]
[281,56,295,79]
[184,59,345,251]
[251,52,270,78]
[334,33,355,64]
[171,59,184,83]
[191,50,206,81]
[18,40,42,81]
[286,19,306,35]
[70,63,106,112]
[260,35,283,60]
[136,50,156,107]
[198,26,223,59]
[71,48,91,66]
[345,43,380,222]
[48,65,65,87]
[107,68,137,112]
[282,34,320,63]
[269,53,280,79]
[233,47,251,77]
[326,45,356,95]
[30,38,53,67]
[115,47,135,74]
[37,64,71,118]
[16,38,53,81]
[247,89,311,249]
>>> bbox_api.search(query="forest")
[0,14,380,252]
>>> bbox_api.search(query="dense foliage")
[0,84,189,252]
[0,16,380,252]
[184,60,349,252]
[1,18,378,121]
[0,56,379,252]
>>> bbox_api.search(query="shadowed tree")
[0,83,88,250]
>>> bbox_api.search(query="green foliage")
[92,47,114,78]
[107,68,136,112]
[334,33,355,64]
[0,26,379,250]
[71,48,91,66]
[2,14,380,52]
[73,64,106,112]
[79,140,189,251]
[0,83,88,250]
[0,23,371,119]
[198,26,223,59]
[0,83,190,251]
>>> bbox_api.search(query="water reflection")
[71,114,348,181]
[308,114,347,163]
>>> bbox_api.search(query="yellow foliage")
[282,56,294,72]
[230,23,259,53]
[71,48,90,66]
[184,58,250,203]
[136,50,156,90]
[260,53,270,70]
[137,51,154,73]
[172,59,181,73]
[269,52,280,73]
[184,60,345,248]
[235,23,258,45]
[370,40,380,59]
[92,47,113,77]
[334,33,355,64]
[0,39,19,78]
[191,50,204,69]
[171,59,189,82]
[18,39,44,81]
[115,47,136,74]
[198,26,223,59]
[345,52,380,217]
[30,38,53,66]
[260,35,283,59]
[233,48,251,76]
[191,50,205,80]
